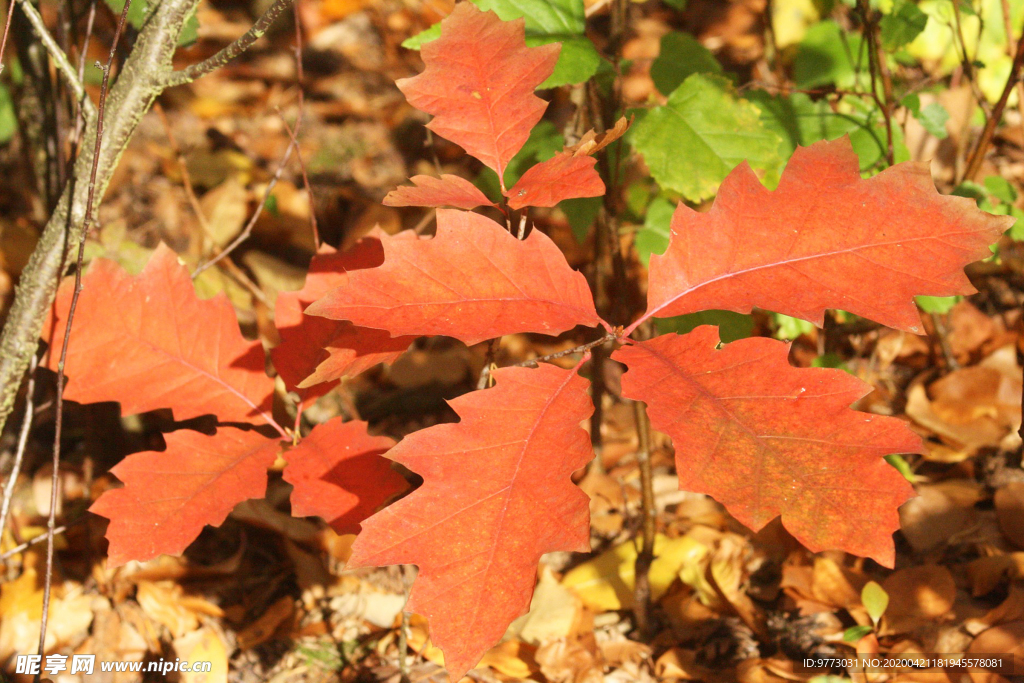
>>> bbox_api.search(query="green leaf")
[861,581,889,624]
[772,313,816,340]
[635,196,675,264]
[747,90,907,174]
[403,23,441,49]
[663,0,687,8]
[885,453,916,482]
[843,625,874,642]
[529,35,602,88]
[794,20,865,89]
[632,74,783,201]
[179,8,200,47]
[0,85,16,145]
[811,353,847,369]
[984,175,1018,204]
[403,0,601,87]
[650,32,721,96]
[916,295,960,313]
[880,0,928,50]
[952,180,991,206]
[748,90,856,157]
[916,102,950,139]
[561,196,602,242]
[655,311,754,342]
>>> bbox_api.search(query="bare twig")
[37,0,133,667]
[191,139,298,276]
[856,0,894,166]
[162,0,294,87]
[963,17,1024,181]
[1,525,68,561]
[286,0,319,248]
[279,115,319,249]
[512,334,616,368]
[631,397,656,639]
[69,0,98,150]
[0,0,16,75]
[0,354,37,540]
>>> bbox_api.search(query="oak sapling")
[48,4,1011,682]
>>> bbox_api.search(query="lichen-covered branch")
[161,0,293,87]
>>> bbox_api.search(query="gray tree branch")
[161,0,293,87]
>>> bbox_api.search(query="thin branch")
[0,517,89,561]
[631,397,656,639]
[511,334,616,368]
[0,0,16,75]
[0,353,37,540]
[191,138,298,276]
[12,0,96,119]
[856,0,894,166]
[69,0,98,151]
[962,17,1024,182]
[37,0,133,669]
[162,0,294,87]
[286,0,319,248]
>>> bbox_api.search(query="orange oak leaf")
[272,237,414,398]
[384,174,495,209]
[614,326,921,567]
[306,210,602,346]
[505,153,605,209]
[348,364,594,681]
[283,418,406,534]
[398,2,559,187]
[90,427,282,566]
[632,137,1011,335]
[44,243,274,424]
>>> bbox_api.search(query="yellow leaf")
[562,534,711,610]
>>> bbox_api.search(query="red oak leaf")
[384,174,495,210]
[306,210,602,346]
[633,137,1011,335]
[272,237,414,399]
[505,153,605,209]
[44,243,274,424]
[348,364,594,681]
[614,326,921,567]
[90,428,282,566]
[283,418,406,534]
[398,2,559,187]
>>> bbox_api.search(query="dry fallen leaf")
[880,565,956,633]
[995,483,1024,549]
[174,626,230,683]
[899,481,985,552]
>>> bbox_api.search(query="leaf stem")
[510,333,616,368]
